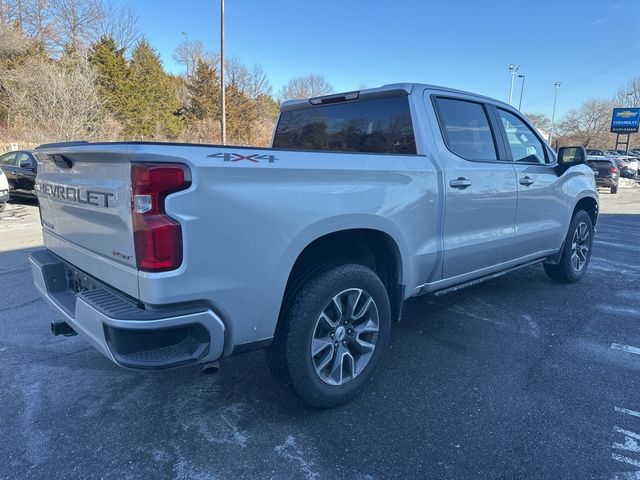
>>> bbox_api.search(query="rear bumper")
[595,177,617,188]
[29,248,226,370]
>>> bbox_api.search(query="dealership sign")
[611,108,640,133]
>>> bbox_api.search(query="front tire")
[266,264,391,408]
[543,210,593,283]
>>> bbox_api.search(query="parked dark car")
[0,150,37,199]
[586,158,619,194]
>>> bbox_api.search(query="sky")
[133,0,640,119]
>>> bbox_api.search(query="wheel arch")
[573,194,598,227]
[276,219,410,328]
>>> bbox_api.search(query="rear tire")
[266,263,391,408]
[611,186,618,194]
[543,210,593,283]
[0,203,5,213]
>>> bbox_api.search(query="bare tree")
[225,56,248,90]
[50,0,103,52]
[246,63,271,99]
[557,98,614,148]
[22,0,58,54]
[0,0,20,24]
[278,73,333,102]
[614,77,640,108]
[1,53,113,141]
[173,37,205,77]
[523,112,551,133]
[95,0,139,52]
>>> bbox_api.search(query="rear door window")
[433,97,498,161]
[0,152,17,166]
[273,96,416,154]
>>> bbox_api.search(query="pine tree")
[128,39,183,139]
[88,36,131,132]
[187,59,220,121]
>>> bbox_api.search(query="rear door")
[430,95,518,279]
[494,108,566,257]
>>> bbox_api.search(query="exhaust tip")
[51,320,77,337]
[201,362,220,375]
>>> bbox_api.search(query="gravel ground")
[0,190,639,480]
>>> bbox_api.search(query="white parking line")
[611,344,640,356]
[612,453,640,468]
[617,407,640,419]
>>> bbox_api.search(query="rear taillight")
[611,167,618,175]
[131,163,191,272]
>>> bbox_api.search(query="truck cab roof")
[280,83,512,112]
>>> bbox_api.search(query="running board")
[423,258,546,298]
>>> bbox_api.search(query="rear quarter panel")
[128,144,440,352]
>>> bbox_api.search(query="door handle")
[519,176,535,186]
[449,177,472,189]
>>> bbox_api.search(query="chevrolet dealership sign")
[611,108,640,133]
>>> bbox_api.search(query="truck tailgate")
[33,144,139,298]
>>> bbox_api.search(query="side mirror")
[557,146,586,166]
[20,161,36,172]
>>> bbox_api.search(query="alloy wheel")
[310,288,380,386]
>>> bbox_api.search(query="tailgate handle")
[50,154,73,169]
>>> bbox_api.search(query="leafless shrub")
[0,21,30,58]
[2,53,114,142]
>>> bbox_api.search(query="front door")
[15,152,37,193]
[495,108,566,257]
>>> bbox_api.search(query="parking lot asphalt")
[1,189,639,480]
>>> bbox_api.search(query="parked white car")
[0,168,9,212]
[608,150,638,177]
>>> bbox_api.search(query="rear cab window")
[273,96,416,154]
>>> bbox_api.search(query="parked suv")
[29,83,598,407]
[0,150,38,199]
[587,158,619,193]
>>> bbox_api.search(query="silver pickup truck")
[29,83,598,407]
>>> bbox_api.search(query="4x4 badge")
[207,152,277,163]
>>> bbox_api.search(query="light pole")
[181,32,189,77]
[517,74,526,111]
[549,81,561,146]
[220,0,226,145]
[508,64,519,105]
